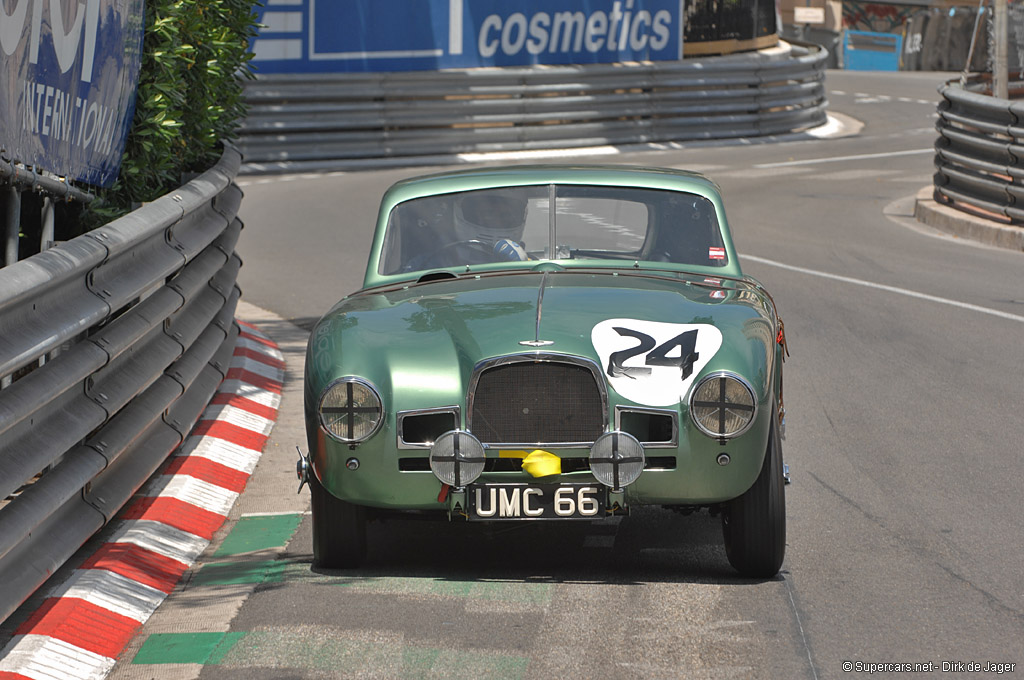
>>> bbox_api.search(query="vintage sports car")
[300,165,789,577]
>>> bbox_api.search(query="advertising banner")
[0,0,145,187]
[252,0,683,74]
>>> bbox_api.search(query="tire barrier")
[934,78,1024,224]
[0,144,244,623]
[237,42,828,172]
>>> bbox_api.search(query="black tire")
[310,471,367,569]
[721,404,786,578]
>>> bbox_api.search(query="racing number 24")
[606,328,699,380]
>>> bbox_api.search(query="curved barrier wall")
[934,78,1024,224]
[239,42,828,172]
[0,145,244,623]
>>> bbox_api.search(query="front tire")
[721,404,786,577]
[310,471,367,568]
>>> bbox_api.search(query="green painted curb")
[214,514,303,556]
[132,632,245,665]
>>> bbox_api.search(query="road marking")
[130,630,530,677]
[53,571,166,623]
[241,510,311,518]
[0,634,117,680]
[810,168,902,181]
[458,146,620,163]
[131,631,243,665]
[805,114,847,138]
[741,254,1024,325]
[108,520,210,565]
[717,166,810,179]
[753,148,932,168]
[784,577,820,680]
[213,514,303,556]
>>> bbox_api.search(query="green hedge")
[85,0,258,226]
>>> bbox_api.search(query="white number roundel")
[591,319,723,407]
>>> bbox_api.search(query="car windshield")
[378,185,727,275]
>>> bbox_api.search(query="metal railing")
[238,42,828,172]
[934,78,1024,223]
[0,145,244,623]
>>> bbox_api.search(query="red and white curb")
[0,321,285,680]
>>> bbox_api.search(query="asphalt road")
[110,70,1024,679]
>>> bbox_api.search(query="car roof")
[381,165,723,204]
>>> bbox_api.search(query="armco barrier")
[0,145,244,623]
[934,78,1024,224]
[238,42,828,171]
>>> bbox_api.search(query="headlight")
[589,431,645,491]
[429,430,486,487]
[318,377,384,443]
[689,372,757,439]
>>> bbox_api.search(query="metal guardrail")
[0,145,244,623]
[238,42,828,172]
[934,78,1024,223]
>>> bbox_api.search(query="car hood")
[307,270,778,410]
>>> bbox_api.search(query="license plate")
[467,483,606,521]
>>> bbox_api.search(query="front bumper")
[310,415,771,512]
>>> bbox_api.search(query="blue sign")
[252,0,683,74]
[0,0,145,187]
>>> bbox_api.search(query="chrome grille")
[469,358,605,445]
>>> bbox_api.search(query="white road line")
[753,148,933,169]
[0,635,115,680]
[176,436,263,473]
[741,254,1024,325]
[51,570,166,623]
[240,510,311,517]
[107,520,210,564]
[457,146,621,162]
[236,335,286,361]
[228,355,284,381]
[217,379,282,408]
[201,404,276,435]
[138,476,239,515]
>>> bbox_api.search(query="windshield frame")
[363,171,743,290]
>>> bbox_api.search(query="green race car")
[301,165,789,577]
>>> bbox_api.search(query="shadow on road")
[288,506,783,588]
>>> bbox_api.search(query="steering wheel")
[419,239,494,267]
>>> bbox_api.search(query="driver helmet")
[453,191,528,246]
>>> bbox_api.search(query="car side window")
[643,193,727,267]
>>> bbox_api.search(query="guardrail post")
[2,186,21,388]
[41,197,55,252]
[994,0,1009,99]
[3,185,20,268]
